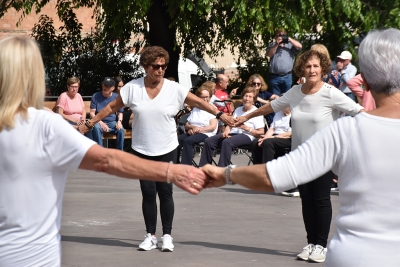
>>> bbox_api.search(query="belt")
[270,71,292,76]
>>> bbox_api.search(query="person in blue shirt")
[89,77,124,150]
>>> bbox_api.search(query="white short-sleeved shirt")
[271,83,363,150]
[267,113,400,267]
[229,106,264,141]
[270,111,291,135]
[187,107,217,137]
[120,78,189,156]
[0,108,95,267]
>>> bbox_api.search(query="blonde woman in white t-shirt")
[0,37,209,267]
[178,86,218,165]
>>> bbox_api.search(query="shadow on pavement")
[179,241,297,258]
[61,235,136,248]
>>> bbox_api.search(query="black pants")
[130,147,177,235]
[178,133,208,165]
[298,171,333,248]
[251,137,292,164]
[199,133,251,167]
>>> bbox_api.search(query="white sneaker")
[308,245,327,263]
[161,234,174,252]
[297,244,314,261]
[138,233,157,251]
[281,188,300,197]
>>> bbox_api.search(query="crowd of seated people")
[198,86,265,167]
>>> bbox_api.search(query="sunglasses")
[149,64,167,70]
[252,82,261,86]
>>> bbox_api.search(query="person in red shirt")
[213,74,235,114]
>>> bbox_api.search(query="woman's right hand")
[221,131,230,138]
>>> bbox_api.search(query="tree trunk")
[147,0,180,82]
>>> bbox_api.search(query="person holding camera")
[267,28,302,96]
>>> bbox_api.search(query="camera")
[279,34,289,44]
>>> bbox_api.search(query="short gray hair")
[359,28,400,94]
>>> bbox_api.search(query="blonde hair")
[245,74,268,92]
[310,44,331,61]
[0,36,45,131]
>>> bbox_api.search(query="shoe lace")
[312,245,324,255]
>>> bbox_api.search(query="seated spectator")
[246,74,279,126]
[57,77,86,129]
[213,74,234,115]
[199,86,264,167]
[251,107,291,164]
[178,86,218,165]
[89,77,124,150]
[114,76,124,95]
[246,74,279,107]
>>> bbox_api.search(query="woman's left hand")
[170,164,210,194]
[116,121,123,130]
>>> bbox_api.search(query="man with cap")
[336,51,357,101]
[88,77,125,150]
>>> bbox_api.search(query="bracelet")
[166,161,173,184]
[225,165,237,185]
[85,120,94,129]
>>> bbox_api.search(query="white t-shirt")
[187,107,217,137]
[271,83,363,150]
[270,111,291,135]
[120,78,189,156]
[229,106,264,141]
[267,113,400,267]
[0,108,95,267]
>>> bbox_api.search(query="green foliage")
[2,0,400,88]
[31,8,143,97]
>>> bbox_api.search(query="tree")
[2,0,399,88]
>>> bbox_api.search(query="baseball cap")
[102,77,115,87]
[336,51,352,60]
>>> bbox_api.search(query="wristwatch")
[225,165,237,185]
[216,111,224,119]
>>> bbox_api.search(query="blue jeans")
[269,73,292,96]
[90,121,124,150]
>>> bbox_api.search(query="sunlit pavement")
[61,153,339,267]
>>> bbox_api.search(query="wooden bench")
[44,100,132,146]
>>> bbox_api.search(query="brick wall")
[0,0,96,39]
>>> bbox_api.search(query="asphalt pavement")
[61,153,339,267]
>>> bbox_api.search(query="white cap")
[336,51,352,60]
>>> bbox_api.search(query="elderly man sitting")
[88,77,124,150]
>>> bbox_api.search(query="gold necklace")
[144,77,161,88]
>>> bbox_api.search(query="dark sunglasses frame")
[149,64,167,70]
[252,82,261,86]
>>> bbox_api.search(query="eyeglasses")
[252,82,261,86]
[68,85,79,89]
[149,64,167,70]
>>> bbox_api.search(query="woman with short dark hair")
[79,46,232,252]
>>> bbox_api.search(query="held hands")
[169,164,210,194]
[78,123,90,134]
[234,116,247,127]
[219,113,235,127]
[200,164,226,188]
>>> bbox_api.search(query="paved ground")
[61,153,339,267]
